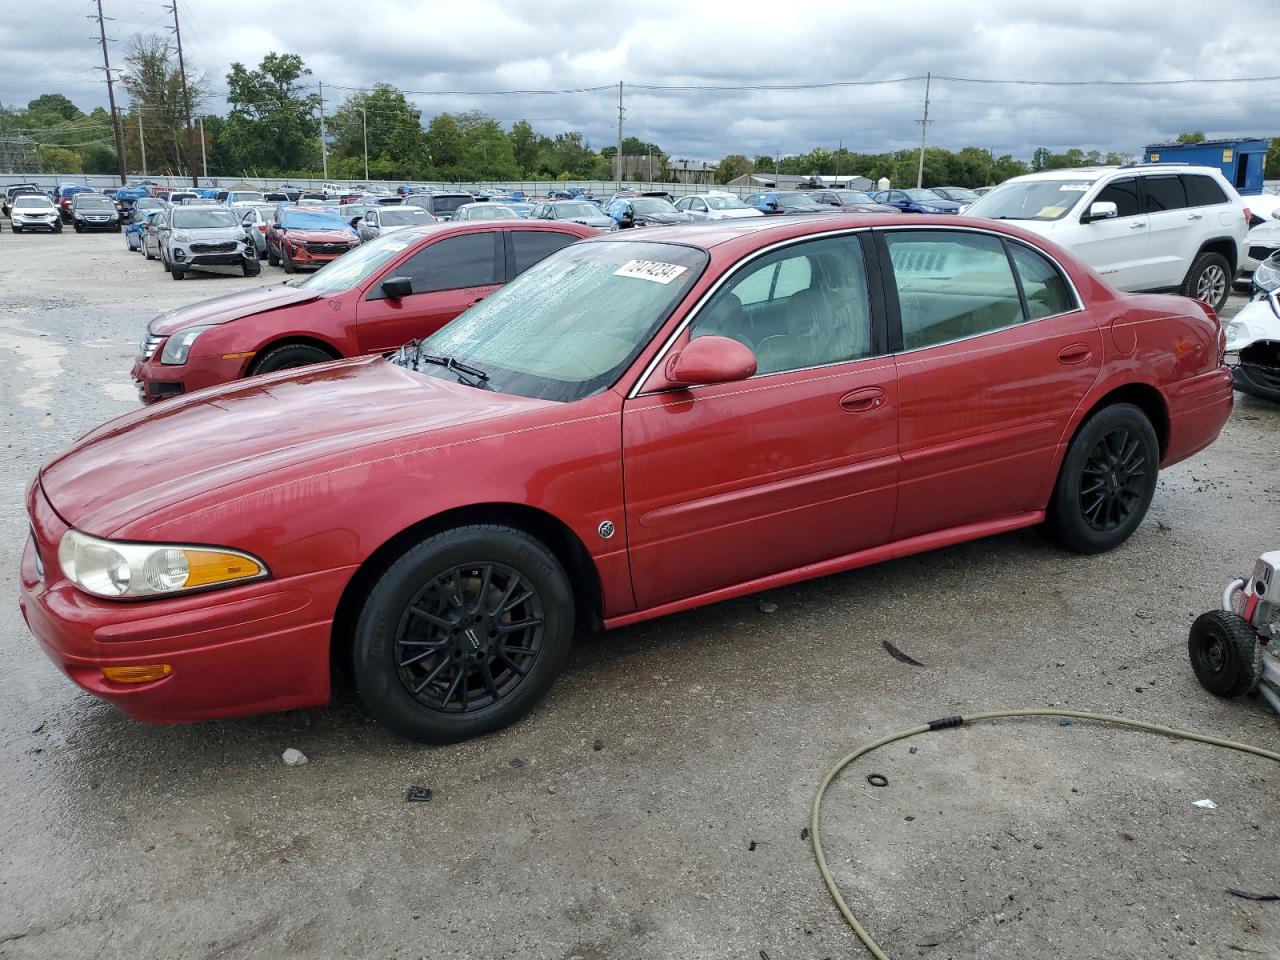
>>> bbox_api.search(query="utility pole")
[915,71,932,189]
[92,0,127,185]
[168,0,196,186]
[138,112,147,175]
[318,81,328,181]
[357,105,368,182]
[615,81,623,190]
[198,115,207,180]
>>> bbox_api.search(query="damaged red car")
[130,220,595,402]
[22,215,1233,742]
[264,206,360,272]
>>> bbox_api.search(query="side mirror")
[381,276,413,300]
[665,335,757,388]
[767,201,780,210]
[1085,201,1118,222]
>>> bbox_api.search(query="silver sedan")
[357,205,437,241]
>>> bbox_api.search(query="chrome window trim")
[627,222,1085,397]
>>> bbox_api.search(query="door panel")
[623,232,899,610]
[1070,177,1151,291]
[1141,174,1193,289]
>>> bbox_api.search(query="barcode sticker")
[614,259,688,284]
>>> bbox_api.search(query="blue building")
[1143,138,1269,195]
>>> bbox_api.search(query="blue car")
[125,209,163,252]
[872,188,962,214]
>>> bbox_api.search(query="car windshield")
[401,240,707,402]
[631,198,677,215]
[171,208,239,228]
[229,192,264,203]
[431,195,472,214]
[775,193,818,209]
[135,198,163,209]
[296,231,417,294]
[554,202,600,218]
[14,197,53,208]
[76,196,114,208]
[281,210,348,230]
[378,207,432,225]
[904,189,944,201]
[965,179,1093,222]
[940,187,980,201]
[461,205,517,220]
[837,191,876,204]
[706,196,749,210]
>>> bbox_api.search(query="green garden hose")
[809,708,1280,960]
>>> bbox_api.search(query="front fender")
[1224,297,1280,352]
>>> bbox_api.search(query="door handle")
[1057,343,1093,365]
[1187,213,1203,220]
[1129,221,1146,229]
[839,386,886,412]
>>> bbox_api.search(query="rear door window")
[884,230,1026,350]
[1094,178,1140,218]
[511,230,580,275]
[1142,175,1187,212]
[1008,243,1076,320]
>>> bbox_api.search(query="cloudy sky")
[3,0,1276,162]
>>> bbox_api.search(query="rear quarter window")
[1182,174,1229,207]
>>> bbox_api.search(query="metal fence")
[0,173,756,198]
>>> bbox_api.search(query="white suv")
[965,164,1250,311]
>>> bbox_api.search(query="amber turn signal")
[102,664,172,684]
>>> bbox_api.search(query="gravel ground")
[0,227,1277,960]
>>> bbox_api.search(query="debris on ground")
[757,600,778,613]
[1059,718,1072,726]
[800,827,809,841]
[748,840,757,851]
[866,774,889,787]
[1227,889,1280,902]
[510,757,525,768]
[882,640,925,667]
[592,739,605,751]
[405,785,433,802]
[1192,799,1218,809]
[281,748,308,767]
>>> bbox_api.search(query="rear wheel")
[351,524,575,742]
[1045,403,1159,554]
[247,342,334,375]
[1189,610,1263,697]
[1182,252,1231,312]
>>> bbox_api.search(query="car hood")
[710,208,764,219]
[635,211,695,224]
[147,283,322,336]
[847,203,899,214]
[1248,220,1280,246]
[39,357,554,537]
[1224,297,1280,352]
[281,227,356,242]
[918,199,963,211]
[563,216,612,227]
[173,225,243,239]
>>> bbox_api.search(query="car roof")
[1006,163,1229,185]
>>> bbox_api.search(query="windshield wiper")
[397,340,490,388]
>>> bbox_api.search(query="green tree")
[224,52,319,174]
[331,84,424,179]
[38,145,82,173]
[1266,138,1280,180]
[25,94,81,125]
[121,33,203,176]
[716,153,751,184]
[424,114,463,175]
[461,118,519,180]
[1176,131,1206,143]
[510,119,541,174]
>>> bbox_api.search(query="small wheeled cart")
[1189,551,1280,713]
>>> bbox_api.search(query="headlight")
[921,205,941,213]
[173,233,191,242]
[1255,255,1280,295]
[160,325,213,365]
[58,529,268,599]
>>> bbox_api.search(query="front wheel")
[282,248,296,273]
[171,265,185,280]
[1182,252,1232,312]
[266,244,279,267]
[242,258,261,277]
[1045,403,1159,554]
[1189,610,1262,697]
[352,525,576,743]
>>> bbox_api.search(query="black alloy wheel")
[394,563,544,715]
[352,524,575,742]
[1079,426,1148,532]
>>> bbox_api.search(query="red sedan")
[130,220,595,402]
[22,215,1233,742]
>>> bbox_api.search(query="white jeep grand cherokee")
[965,164,1250,311]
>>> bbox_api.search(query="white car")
[9,195,62,233]
[673,193,764,220]
[452,202,518,222]
[965,164,1250,311]
[1225,253,1280,401]
[357,204,436,241]
[1241,218,1280,287]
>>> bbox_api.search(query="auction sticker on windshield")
[614,260,689,284]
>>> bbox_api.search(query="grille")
[140,333,164,360]
[1249,245,1278,263]
[306,242,348,254]
[190,241,237,253]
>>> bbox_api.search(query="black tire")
[1182,251,1232,312]
[266,244,279,267]
[1189,610,1263,697]
[53,222,62,234]
[242,258,261,277]
[247,342,334,375]
[282,247,296,273]
[74,223,83,233]
[1045,403,1159,554]
[351,524,575,742]
[144,245,155,261]
[10,226,18,233]
[171,265,185,281]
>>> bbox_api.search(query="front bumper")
[13,216,59,230]
[170,240,254,270]
[19,482,352,723]
[283,243,353,268]
[130,346,250,405]
[74,217,118,231]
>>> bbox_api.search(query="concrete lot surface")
[1,228,1277,960]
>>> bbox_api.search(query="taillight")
[258,224,267,232]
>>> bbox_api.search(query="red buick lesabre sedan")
[21,215,1233,742]
[131,220,596,402]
